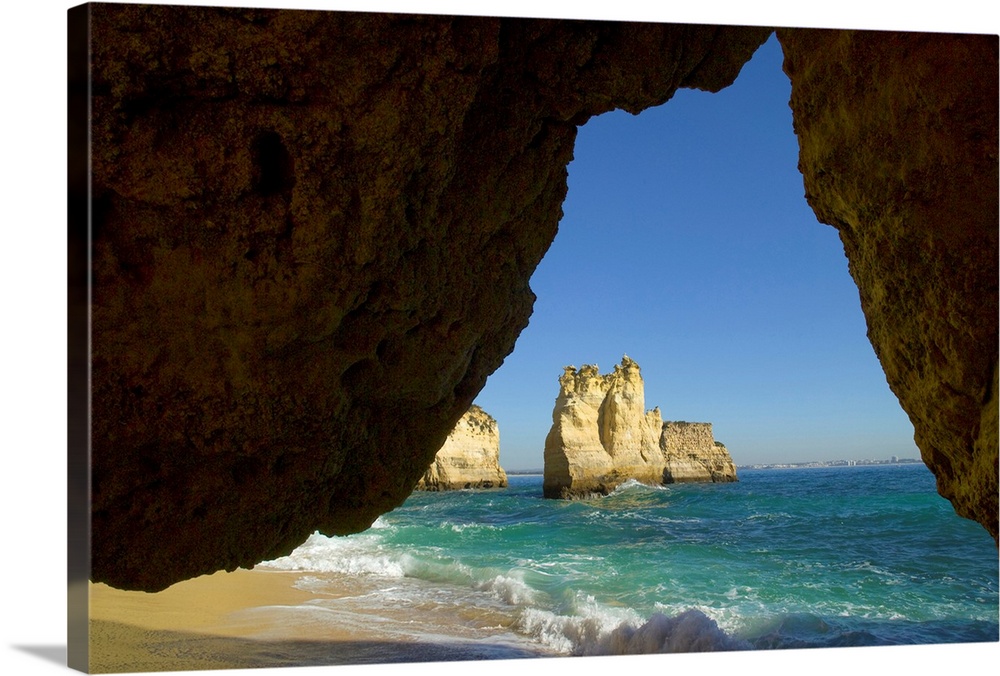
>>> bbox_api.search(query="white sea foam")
[746,512,793,520]
[600,610,750,654]
[608,478,669,494]
[474,572,537,606]
[399,554,475,586]
[266,530,747,657]
[259,531,407,577]
[446,521,501,533]
[516,603,748,656]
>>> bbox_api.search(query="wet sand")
[87,568,548,673]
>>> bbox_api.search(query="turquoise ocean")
[258,463,998,660]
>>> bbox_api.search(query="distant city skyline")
[473,33,920,470]
[505,456,926,474]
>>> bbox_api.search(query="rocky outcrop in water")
[73,4,997,592]
[543,357,737,498]
[416,405,508,491]
[661,421,739,483]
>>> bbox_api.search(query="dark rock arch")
[778,28,998,542]
[73,4,997,592]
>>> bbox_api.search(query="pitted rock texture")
[83,3,999,592]
[661,422,739,483]
[778,29,998,542]
[85,2,771,590]
[543,356,738,498]
[416,405,508,491]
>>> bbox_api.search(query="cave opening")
[472,33,920,473]
[253,130,296,196]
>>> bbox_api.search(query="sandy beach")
[87,567,550,673]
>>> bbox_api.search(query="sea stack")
[417,405,509,490]
[543,356,737,498]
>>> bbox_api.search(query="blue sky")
[474,33,919,469]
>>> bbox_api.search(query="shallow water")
[260,464,998,657]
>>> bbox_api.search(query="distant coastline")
[738,457,923,470]
[506,459,925,474]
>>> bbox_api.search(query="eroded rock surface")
[81,4,998,592]
[85,3,770,590]
[661,422,739,483]
[416,405,508,490]
[543,357,738,498]
[778,29,998,542]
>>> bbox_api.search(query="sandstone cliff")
[543,356,737,498]
[662,421,739,483]
[416,405,508,491]
[72,5,997,592]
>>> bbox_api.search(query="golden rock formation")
[417,405,508,491]
[543,356,738,498]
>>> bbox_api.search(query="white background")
[1,1,997,675]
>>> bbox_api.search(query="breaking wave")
[256,467,997,656]
[517,605,747,655]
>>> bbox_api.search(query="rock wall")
[543,357,738,498]
[416,405,508,490]
[76,4,997,592]
[777,29,998,542]
[662,422,739,483]
[82,3,770,590]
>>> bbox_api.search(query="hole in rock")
[473,35,919,473]
[252,130,296,196]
